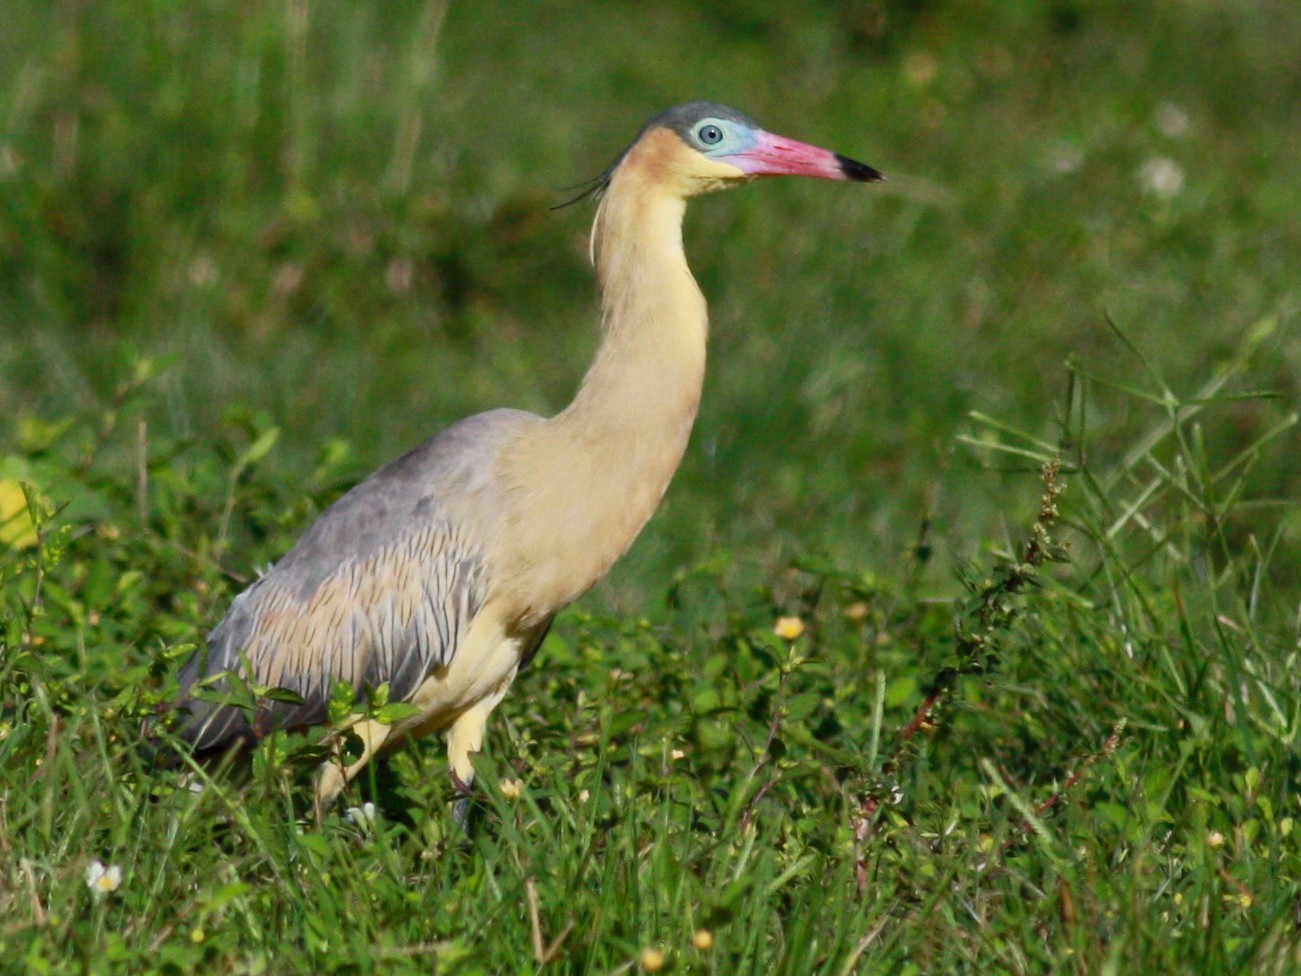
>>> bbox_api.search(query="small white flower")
[1047,142,1084,174]
[499,778,522,801]
[187,255,218,288]
[346,802,377,827]
[1155,102,1190,139]
[1139,157,1185,199]
[85,860,123,894]
[670,748,686,762]
[1206,830,1226,848]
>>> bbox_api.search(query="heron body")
[175,102,881,814]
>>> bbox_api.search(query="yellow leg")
[445,684,515,789]
[446,699,490,789]
[445,693,509,829]
[314,716,392,821]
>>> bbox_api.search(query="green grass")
[2,0,1300,972]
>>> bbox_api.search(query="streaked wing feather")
[177,525,484,751]
[175,408,538,754]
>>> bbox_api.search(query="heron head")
[652,101,883,196]
[560,102,883,209]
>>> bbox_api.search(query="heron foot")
[449,768,475,831]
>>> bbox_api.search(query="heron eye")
[697,123,724,146]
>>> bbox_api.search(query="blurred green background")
[3,6,1300,971]
[3,0,1299,612]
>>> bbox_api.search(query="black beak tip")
[836,154,885,183]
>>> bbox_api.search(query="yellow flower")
[500,778,522,801]
[0,480,38,549]
[774,616,805,641]
[639,948,665,972]
[692,929,714,951]
[903,52,939,87]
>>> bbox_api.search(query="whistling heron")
[175,102,881,815]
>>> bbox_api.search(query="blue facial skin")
[687,118,761,161]
[652,101,764,156]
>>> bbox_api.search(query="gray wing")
[176,408,538,753]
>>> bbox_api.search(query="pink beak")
[733,130,884,183]
[730,131,884,183]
